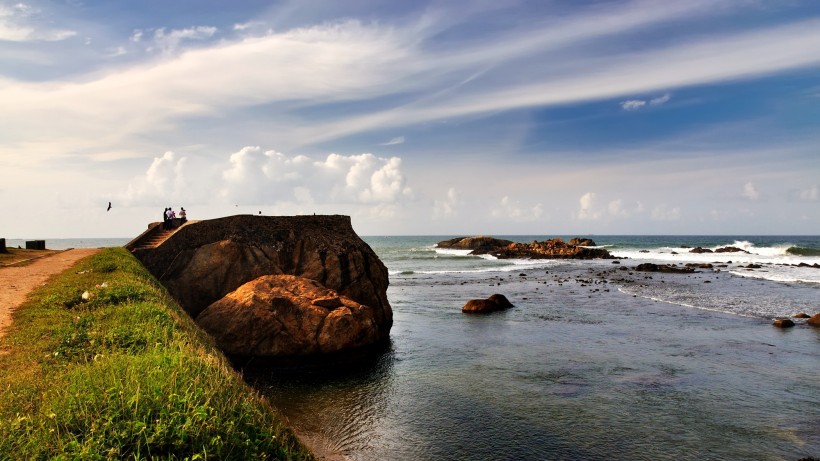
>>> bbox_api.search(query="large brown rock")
[568,237,596,246]
[133,215,392,343]
[462,294,514,313]
[196,275,382,356]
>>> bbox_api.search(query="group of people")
[163,207,187,229]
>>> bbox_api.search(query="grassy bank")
[0,247,313,460]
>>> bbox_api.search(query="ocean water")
[246,235,820,461]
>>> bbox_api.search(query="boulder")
[807,314,820,327]
[689,247,713,254]
[133,215,392,348]
[793,313,811,319]
[772,318,795,328]
[436,236,514,253]
[634,263,695,273]
[568,237,596,246]
[197,275,383,357]
[462,294,514,313]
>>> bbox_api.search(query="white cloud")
[608,199,627,216]
[380,136,405,146]
[492,196,543,222]
[577,192,600,220]
[433,187,458,219]
[0,2,76,42]
[742,181,760,200]
[621,93,671,111]
[123,151,189,205]
[621,99,646,111]
[129,30,143,43]
[796,185,819,202]
[651,205,681,221]
[152,26,218,54]
[650,93,671,105]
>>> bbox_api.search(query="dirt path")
[0,248,100,338]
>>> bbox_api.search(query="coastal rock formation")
[690,246,750,254]
[436,236,514,253]
[485,239,612,259]
[462,294,514,313]
[197,275,381,356]
[568,238,596,246]
[689,247,713,254]
[133,215,392,355]
[634,263,696,273]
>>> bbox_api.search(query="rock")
[685,263,714,269]
[793,313,811,319]
[690,247,713,254]
[568,237,596,246]
[715,246,750,254]
[436,236,514,253]
[487,239,612,259]
[634,263,696,273]
[745,264,762,269]
[462,294,514,313]
[133,215,392,343]
[197,275,383,357]
[638,250,650,253]
[772,318,795,328]
[807,314,820,327]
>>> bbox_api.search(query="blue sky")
[1,0,819,237]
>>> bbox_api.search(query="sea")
[16,235,820,460]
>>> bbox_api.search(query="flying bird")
[107,201,112,211]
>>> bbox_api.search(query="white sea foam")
[433,248,474,257]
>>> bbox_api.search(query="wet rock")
[715,246,750,254]
[807,314,820,327]
[772,318,795,328]
[793,313,811,319]
[634,263,696,274]
[745,264,762,269]
[690,247,713,254]
[462,294,514,313]
[685,263,714,269]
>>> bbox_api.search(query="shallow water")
[246,237,820,460]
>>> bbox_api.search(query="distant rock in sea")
[633,263,696,273]
[437,236,611,259]
[568,237,596,246]
[436,236,514,253]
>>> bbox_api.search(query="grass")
[0,247,313,460]
[0,247,60,266]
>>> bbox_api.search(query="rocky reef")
[133,215,391,358]
[437,236,611,259]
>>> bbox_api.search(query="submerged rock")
[462,294,514,313]
[197,275,383,357]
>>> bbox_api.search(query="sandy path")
[0,248,100,338]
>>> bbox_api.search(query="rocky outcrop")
[436,236,514,253]
[485,239,612,259]
[568,238,596,246]
[197,275,382,357]
[133,215,392,355]
[690,246,750,254]
[634,263,696,273]
[462,294,514,313]
[689,247,713,254]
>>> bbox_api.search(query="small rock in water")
[772,318,795,328]
[807,314,820,327]
[793,313,810,319]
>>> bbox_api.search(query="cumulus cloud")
[220,147,412,206]
[742,181,760,200]
[433,187,458,219]
[577,192,601,220]
[492,196,543,221]
[123,151,189,205]
[651,205,681,221]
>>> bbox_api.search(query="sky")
[1,0,819,238]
